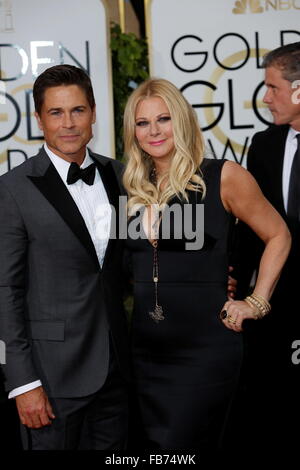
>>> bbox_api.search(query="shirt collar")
[44,143,93,183]
[288,126,300,143]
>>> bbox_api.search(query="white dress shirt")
[282,127,300,212]
[9,144,112,398]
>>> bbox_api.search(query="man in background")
[233,42,300,447]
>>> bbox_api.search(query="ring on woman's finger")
[220,310,227,320]
[227,318,236,324]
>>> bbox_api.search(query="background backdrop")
[0,0,114,174]
[146,0,300,165]
[0,0,300,172]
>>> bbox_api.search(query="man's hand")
[227,266,237,299]
[15,386,55,428]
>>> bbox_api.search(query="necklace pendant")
[149,305,164,323]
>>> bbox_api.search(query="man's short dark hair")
[33,64,95,114]
[262,41,300,83]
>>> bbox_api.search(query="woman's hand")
[219,299,258,332]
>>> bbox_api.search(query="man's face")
[263,66,300,130]
[35,84,96,163]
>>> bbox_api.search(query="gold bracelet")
[244,293,271,319]
[251,293,271,312]
[246,295,269,316]
[244,297,263,319]
[247,294,271,316]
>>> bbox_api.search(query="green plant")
[110,23,149,160]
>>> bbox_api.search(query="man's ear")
[34,111,43,131]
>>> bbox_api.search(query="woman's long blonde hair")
[123,78,206,212]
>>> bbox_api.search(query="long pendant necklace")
[149,238,165,323]
[148,167,164,323]
[148,198,164,323]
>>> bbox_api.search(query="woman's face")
[135,96,175,165]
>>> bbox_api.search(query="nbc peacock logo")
[232,0,264,13]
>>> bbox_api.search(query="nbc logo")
[233,0,264,13]
[233,0,300,13]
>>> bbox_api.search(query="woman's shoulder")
[201,158,246,175]
[201,158,244,170]
[220,160,248,178]
[201,159,249,194]
[220,160,256,204]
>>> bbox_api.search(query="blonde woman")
[123,78,290,449]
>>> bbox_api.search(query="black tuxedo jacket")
[0,148,129,398]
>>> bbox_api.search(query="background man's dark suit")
[232,124,299,447]
[0,147,129,448]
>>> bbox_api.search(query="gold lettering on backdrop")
[279,0,291,9]
[203,48,269,155]
[233,0,300,12]
[265,0,277,10]
[0,151,7,165]
[0,39,92,168]
[10,83,43,145]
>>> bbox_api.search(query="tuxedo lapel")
[93,158,120,209]
[27,149,100,270]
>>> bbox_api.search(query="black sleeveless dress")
[126,159,243,449]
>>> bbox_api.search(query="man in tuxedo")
[0,64,129,450]
[233,42,300,446]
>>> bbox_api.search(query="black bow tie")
[67,162,96,185]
